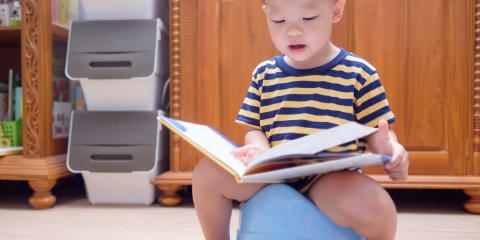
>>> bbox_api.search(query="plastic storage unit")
[80,0,169,25]
[66,19,168,111]
[66,19,169,205]
[68,111,167,205]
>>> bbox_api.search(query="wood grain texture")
[28,179,57,209]
[22,0,51,158]
[474,0,480,175]
[219,0,277,144]
[0,0,71,209]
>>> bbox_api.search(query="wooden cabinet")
[0,0,70,209]
[155,0,480,213]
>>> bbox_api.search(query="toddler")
[193,0,409,239]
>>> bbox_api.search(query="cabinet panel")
[219,0,276,144]
[175,0,473,175]
[216,0,471,175]
[345,0,472,175]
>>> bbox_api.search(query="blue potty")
[237,184,364,240]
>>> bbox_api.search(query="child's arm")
[231,128,270,165]
[365,120,409,181]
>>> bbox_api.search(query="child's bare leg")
[192,158,265,240]
[308,171,397,240]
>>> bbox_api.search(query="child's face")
[263,0,344,68]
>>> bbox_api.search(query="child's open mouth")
[289,44,306,52]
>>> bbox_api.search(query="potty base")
[237,184,364,240]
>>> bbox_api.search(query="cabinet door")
[336,0,474,175]
[175,0,474,175]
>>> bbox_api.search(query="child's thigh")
[192,158,266,202]
[307,171,395,228]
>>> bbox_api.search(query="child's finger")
[242,151,256,165]
[231,145,251,157]
[377,120,390,140]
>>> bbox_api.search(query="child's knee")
[340,174,395,221]
[309,172,396,227]
[193,158,215,187]
[192,158,231,190]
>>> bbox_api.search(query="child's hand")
[368,120,409,181]
[231,144,269,165]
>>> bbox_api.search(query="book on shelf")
[0,0,21,27]
[158,116,391,183]
[0,69,21,121]
[7,69,13,121]
[0,146,22,156]
[51,0,79,27]
[0,2,10,27]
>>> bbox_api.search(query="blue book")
[14,86,22,120]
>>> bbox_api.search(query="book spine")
[14,86,21,120]
[51,0,57,24]
[7,69,13,121]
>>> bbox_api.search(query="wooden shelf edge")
[0,26,21,31]
[370,174,480,189]
[51,23,69,42]
[0,26,21,45]
[0,154,70,181]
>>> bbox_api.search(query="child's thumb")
[378,120,390,141]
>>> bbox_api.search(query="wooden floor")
[0,177,479,240]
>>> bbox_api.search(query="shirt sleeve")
[235,70,263,129]
[354,71,396,128]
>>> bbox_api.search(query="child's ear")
[262,4,268,15]
[332,0,346,23]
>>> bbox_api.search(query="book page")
[244,153,358,175]
[247,122,377,168]
[159,117,247,177]
[242,153,390,183]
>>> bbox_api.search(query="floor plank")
[0,178,479,240]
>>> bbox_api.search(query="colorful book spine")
[52,0,80,26]
[14,86,21,120]
[7,69,13,121]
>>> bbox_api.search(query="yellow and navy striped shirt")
[236,49,395,153]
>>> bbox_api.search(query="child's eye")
[303,16,318,21]
[271,19,285,24]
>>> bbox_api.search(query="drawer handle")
[89,61,132,68]
[90,154,133,161]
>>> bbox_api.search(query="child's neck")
[285,42,340,69]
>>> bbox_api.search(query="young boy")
[192,0,409,239]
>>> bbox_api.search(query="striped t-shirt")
[236,48,395,153]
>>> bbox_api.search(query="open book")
[158,116,390,183]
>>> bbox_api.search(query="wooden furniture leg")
[464,189,480,214]
[28,179,57,209]
[154,171,192,206]
[158,184,184,206]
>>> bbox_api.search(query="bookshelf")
[0,0,71,209]
[51,23,69,42]
[0,24,67,45]
[0,26,20,45]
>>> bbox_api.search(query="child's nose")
[286,25,303,38]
